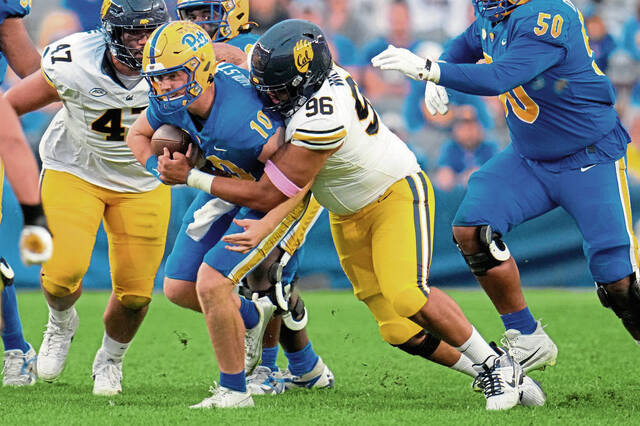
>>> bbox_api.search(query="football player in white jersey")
[4,0,171,395]
[157,19,547,411]
[0,0,52,387]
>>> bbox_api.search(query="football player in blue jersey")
[0,0,52,386]
[128,20,332,408]
[372,0,640,370]
[177,0,333,395]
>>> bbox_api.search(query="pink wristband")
[264,160,302,198]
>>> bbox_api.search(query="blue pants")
[454,144,638,283]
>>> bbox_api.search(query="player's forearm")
[207,175,288,213]
[260,182,312,229]
[0,18,40,78]
[5,71,61,116]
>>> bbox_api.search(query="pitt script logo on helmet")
[142,20,216,113]
[294,39,313,73]
[473,0,530,22]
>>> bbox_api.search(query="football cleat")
[501,320,558,373]
[473,353,522,411]
[37,308,79,381]
[2,344,37,386]
[246,366,286,395]
[92,350,123,396]
[281,357,335,390]
[244,296,276,375]
[190,384,254,408]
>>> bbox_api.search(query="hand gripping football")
[151,124,205,168]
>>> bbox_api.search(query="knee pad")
[41,276,80,298]
[118,294,151,310]
[596,273,640,329]
[1,257,15,287]
[393,331,442,359]
[455,225,510,276]
[282,294,308,331]
[391,287,428,318]
[379,318,423,345]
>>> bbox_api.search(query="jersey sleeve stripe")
[293,128,346,143]
[291,137,344,150]
[41,69,55,88]
[294,125,345,135]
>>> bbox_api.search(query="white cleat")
[281,357,335,390]
[37,309,79,381]
[92,350,123,396]
[244,296,276,375]
[519,376,546,406]
[502,320,558,373]
[2,344,37,386]
[246,366,286,395]
[473,353,522,411]
[190,385,254,408]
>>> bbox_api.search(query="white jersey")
[286,65,420,215]
[39,30,157,193]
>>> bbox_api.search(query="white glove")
[371,45,441,83]
[424,81,449,115]
[19,225,53,266]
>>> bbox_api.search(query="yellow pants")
[40,170,171,306]
[329,171,435,345]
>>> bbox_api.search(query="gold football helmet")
[142,20,216,112]
[175,0,251,42]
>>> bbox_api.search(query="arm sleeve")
[0,0,30,24]
[41,39,75,97]
[290,114,346,151]
[438,35,566,96]
[439,21,484,64]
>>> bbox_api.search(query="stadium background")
[3,0,640,290]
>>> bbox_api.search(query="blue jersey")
[146,63,282,180]
[0,0,31,83]
[226,32,258,56]
[439,0,628,163]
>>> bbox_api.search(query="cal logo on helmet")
[294,39,313,73]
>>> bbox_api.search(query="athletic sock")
[285,342,318,376]
[260,345,279,372]
[1,285,29,352]
[220,371,247,393]
[500,306,537,335]
[239,296,259,329]
[450,353,477,378]
[455,326,497,367]
[100,332,130,362]
[49,305,75,324]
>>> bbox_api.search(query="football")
[150,124,192,156]
[150,124,205,168]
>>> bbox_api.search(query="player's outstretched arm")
[5,70,61,116]
[0,17,40,78]
[212,42,248,69]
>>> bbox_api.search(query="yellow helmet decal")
[294,39,313,73]
[139,18,150,25]
[101,0,112,19]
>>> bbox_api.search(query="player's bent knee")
[596,273,640,328]
[379,318,423,345]
[41,276,80,298]
[393,331,442,358]
[390,287,428,318]
[164,278,192,305]
[196,265,233,300]
[454,225,510,276]
[119,294,151,310]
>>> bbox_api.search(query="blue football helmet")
[473,0,530,22]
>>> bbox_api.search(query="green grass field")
[2,289,639,425]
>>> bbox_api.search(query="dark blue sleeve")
[438,35,566,96]
[440,21,484,64]
[0,0,30,24]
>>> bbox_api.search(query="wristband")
[186,168,215,193]
[145,155,163,182]
[264,160,301,197]
[20,203,48,228]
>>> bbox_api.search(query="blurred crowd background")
[5,0,640,289]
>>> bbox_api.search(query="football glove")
[424,81,449,115]
[19,204,53,266]
[371,45,441,83]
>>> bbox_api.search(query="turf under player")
[5,0,171,395]
[177,0,334,395]
[372,0,638,371]
[0,0,52,387]
[156,19,546,411]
